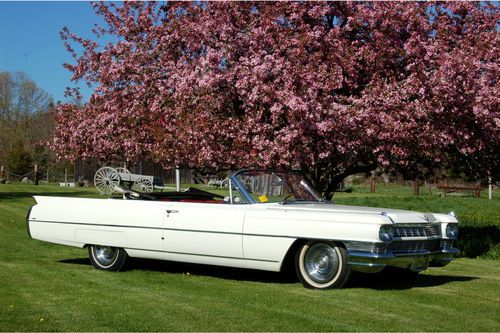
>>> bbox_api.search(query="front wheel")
[295,241,351,289]
[88,245,127,271]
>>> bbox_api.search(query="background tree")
[0,71,55,174]
[52,2,499,198]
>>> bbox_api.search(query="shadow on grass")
[58,257,476,289]
[59,257,298,284]
[59,258,92,266]
[132,257,300,284]
[349,270,477,290]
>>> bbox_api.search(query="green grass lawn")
[1,183,499,331]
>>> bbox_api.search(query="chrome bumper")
[347,248,460,272]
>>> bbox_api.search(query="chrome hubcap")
[304,243,339,283]
[94,246,117,266]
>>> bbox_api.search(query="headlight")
[379,225,394,242]
[446,223,459,239]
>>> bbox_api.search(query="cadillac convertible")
[27,169,460,289]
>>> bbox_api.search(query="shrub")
[6,141,33,177]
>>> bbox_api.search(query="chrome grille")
[387,239,441,253]
[393,224,439,238]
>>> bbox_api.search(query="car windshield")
[233,170,323,204]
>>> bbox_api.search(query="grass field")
[1,183,499,331]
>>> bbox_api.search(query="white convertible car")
[27,169,459,289]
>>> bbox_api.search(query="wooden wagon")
[93,167,165,195]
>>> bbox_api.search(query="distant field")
[0,183,499,331]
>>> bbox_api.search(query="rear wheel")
[88,245,127,271]
[295,241,350,289]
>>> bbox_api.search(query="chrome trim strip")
[347,251,396,259]
[165,227,243,236]
[29,219,163,230]
[125,247,280,263]
[166,227,297,239]
[347,248,460,259]
[228,178,233,204]
[348,261,386,267]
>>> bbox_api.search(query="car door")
[162,202,246,259]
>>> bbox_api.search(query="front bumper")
[347,247,460,273]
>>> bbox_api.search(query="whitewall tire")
[88,245,127,271]
[295,241,351,289]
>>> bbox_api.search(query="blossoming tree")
[52,2,499,198]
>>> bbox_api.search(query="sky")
[0,1,110,103]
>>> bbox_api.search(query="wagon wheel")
[132,178,154,193]
[115,167,130,174]
[94,167,121,195]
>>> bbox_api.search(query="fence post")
[175,167,181,192]
[34,164,39,185]
[489,177,492,200]
[369,171,376,193]
[413,179,420,196]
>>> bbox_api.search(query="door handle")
[166,210,179,214]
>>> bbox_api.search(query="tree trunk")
[321,163,377,201]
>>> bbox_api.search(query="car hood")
[266,202,434,224]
